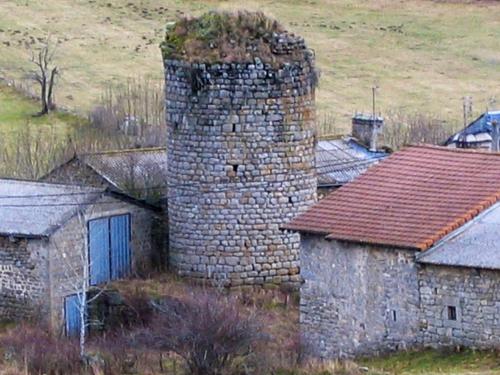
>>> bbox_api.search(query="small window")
[232,123,236,132]
[232,164,239,173]
[288,196,293,204]
[447,306,457,321]
[392,310,397,322]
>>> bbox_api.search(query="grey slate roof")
[81,147,167,195]
[418,202,500,270]
[316,136,388,187]
[0,179,104,238]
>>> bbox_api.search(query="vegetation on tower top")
[160,11,310,65]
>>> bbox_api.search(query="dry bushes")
[383,110,459,150]
[0,324,83,375]
[135,292,264,375]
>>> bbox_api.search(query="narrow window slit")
[447,306,457,321]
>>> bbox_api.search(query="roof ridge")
[407,144,500,156]
[82,147,167,156]
[415,190,500,251]
[0,178,104,192]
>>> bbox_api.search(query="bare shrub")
[0,324,84,375]
[0,121,131,180]
[93,76,165,147]
[383,109,459,150]
[135,292,263,375]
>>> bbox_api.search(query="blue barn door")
[110,214,131,280]
[88,218,111,285]
[64,294,82,336]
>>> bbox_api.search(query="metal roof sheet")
[81,147,167,198]
[316,137,387,186]
[0,179,104,237]
[418,202,500,270]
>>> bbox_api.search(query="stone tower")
[163,12,317,287]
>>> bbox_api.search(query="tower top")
[161,11,311,66]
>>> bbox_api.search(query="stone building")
[0,179,156,334]
[316,114,389,197]
[42,147,168,206]
[42,147,168,268]
[445,110,500,150]
[163,12,318,287]
[286,145,500,358]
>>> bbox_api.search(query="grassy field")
[0,0,498,132]
[361,349,500,375]
[0,83,82,136]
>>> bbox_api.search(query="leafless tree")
[28,37,59,115]
[52,207,108,358]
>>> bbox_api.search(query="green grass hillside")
[0,0,498,131]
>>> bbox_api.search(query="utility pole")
[463,96,472,129]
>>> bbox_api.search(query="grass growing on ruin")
[0,0,498,129]
[360,348,500,374]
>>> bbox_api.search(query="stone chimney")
[352,113,384,152]
[492,120,499,152]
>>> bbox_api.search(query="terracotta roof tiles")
[285,145,500,250]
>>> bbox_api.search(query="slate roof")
[0,179,105,238]
[316,136,388,187]
[417,202,500,270]
[445,111,500,147]
[285,145,500,251]
[80,147,167,196]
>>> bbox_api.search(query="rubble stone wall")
[165,46,317,287]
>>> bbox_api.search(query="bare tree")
[28,37,59,115]
[52,207,108,358]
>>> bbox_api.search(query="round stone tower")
[163,12,317,287]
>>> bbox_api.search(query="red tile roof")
[286,145,500,250]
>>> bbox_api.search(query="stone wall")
[300,234,421,358]
[165,47,317,286]
[41,158,109,187]
[48,195,155,332]
[419,265,500,348]
[0,236,49,320]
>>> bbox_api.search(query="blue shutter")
[89,218,110,285]
[110,214,131,280]
[64,294,82,337]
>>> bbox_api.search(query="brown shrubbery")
[0,324,83,375]
[135,292,264,375]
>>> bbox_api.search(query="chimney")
[352,113,384,151]
[492,120,499,152]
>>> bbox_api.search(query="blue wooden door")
[64,294,82,336]
[110,215,131,280]
[89,218,110,285]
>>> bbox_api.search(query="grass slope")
[361,349,500,375]
[0,0,498,131]
[0,84,81,137]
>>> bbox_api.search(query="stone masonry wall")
[165,49,317,287]
[300,234,421,359]
[0,236,49,321]
[48,195,154,332]
[419,265,500,348]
